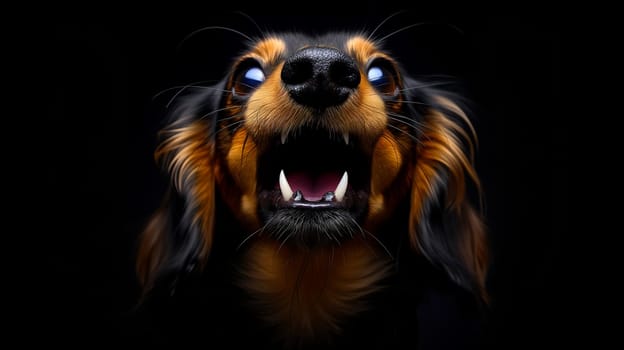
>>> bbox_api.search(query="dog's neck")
[238,237,391,345]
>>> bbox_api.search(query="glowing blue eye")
[242,67,265,88]
[367,66,385,84]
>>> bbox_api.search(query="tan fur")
[238,238,391,342]
[136,207,170,289]
[136,120,217,292]
[458,204,489,301]
[366,129,408,229]
[345,36,378,63]
[156,121,215,261]
[407,101,488,299]
[249,37,287,65]
[244,63,387,151]
[221,127,261,228]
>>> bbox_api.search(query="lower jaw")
[259,208,363,248]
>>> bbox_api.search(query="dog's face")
[137,31,489,343]
[218,34,408,244]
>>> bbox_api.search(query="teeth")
[334,171,348,202]
[279,170,293,201]
[343,133,349,145]
[281,131,288,144]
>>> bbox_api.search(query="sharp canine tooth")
[335,171,348,202]
[279,170,293,201]
[343,133,349,145]
[281,131,288,144]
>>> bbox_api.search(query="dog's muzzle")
[254,47,371,247]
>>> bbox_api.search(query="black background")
[47,4,567,348]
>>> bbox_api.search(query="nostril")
[329,60,360,89]
[281,58,314,85]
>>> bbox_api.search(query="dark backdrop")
[47,4,566,348]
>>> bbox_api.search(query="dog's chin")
[257,206,368,248]
[255,127,371,248]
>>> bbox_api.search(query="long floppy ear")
[136,85,223,296]
[407,81,489,302]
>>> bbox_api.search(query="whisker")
[374,22,430,43]
[237,225,266,251]
[364,230,393,260]
[152,82,224,102]
[386,123,424,146]
[399,100,430,106]
[344,216,366,240]
[367,10,407,42]
[357,102,426,136]
[240,130,258,172]
[210,119,246,139]
[198,105,241,120]
[386,115,426,136]
[399,81,454,92]
[177,26,254,53]
[386,111,427,128]
[375,21,464,43]
[230,123,245,135]
[278,230,296,253]
[327,220,343,245]
[346,216,394,259]
[165,84,230,109]
[162,87,191,109]
[233,11,266,39]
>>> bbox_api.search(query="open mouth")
[256,128,371,245]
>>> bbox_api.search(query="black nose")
[281,47,360,109]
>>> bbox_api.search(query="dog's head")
[136,31,489,341]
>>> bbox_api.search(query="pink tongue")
[287,171,341,201]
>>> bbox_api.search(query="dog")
[134,28,490,349]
